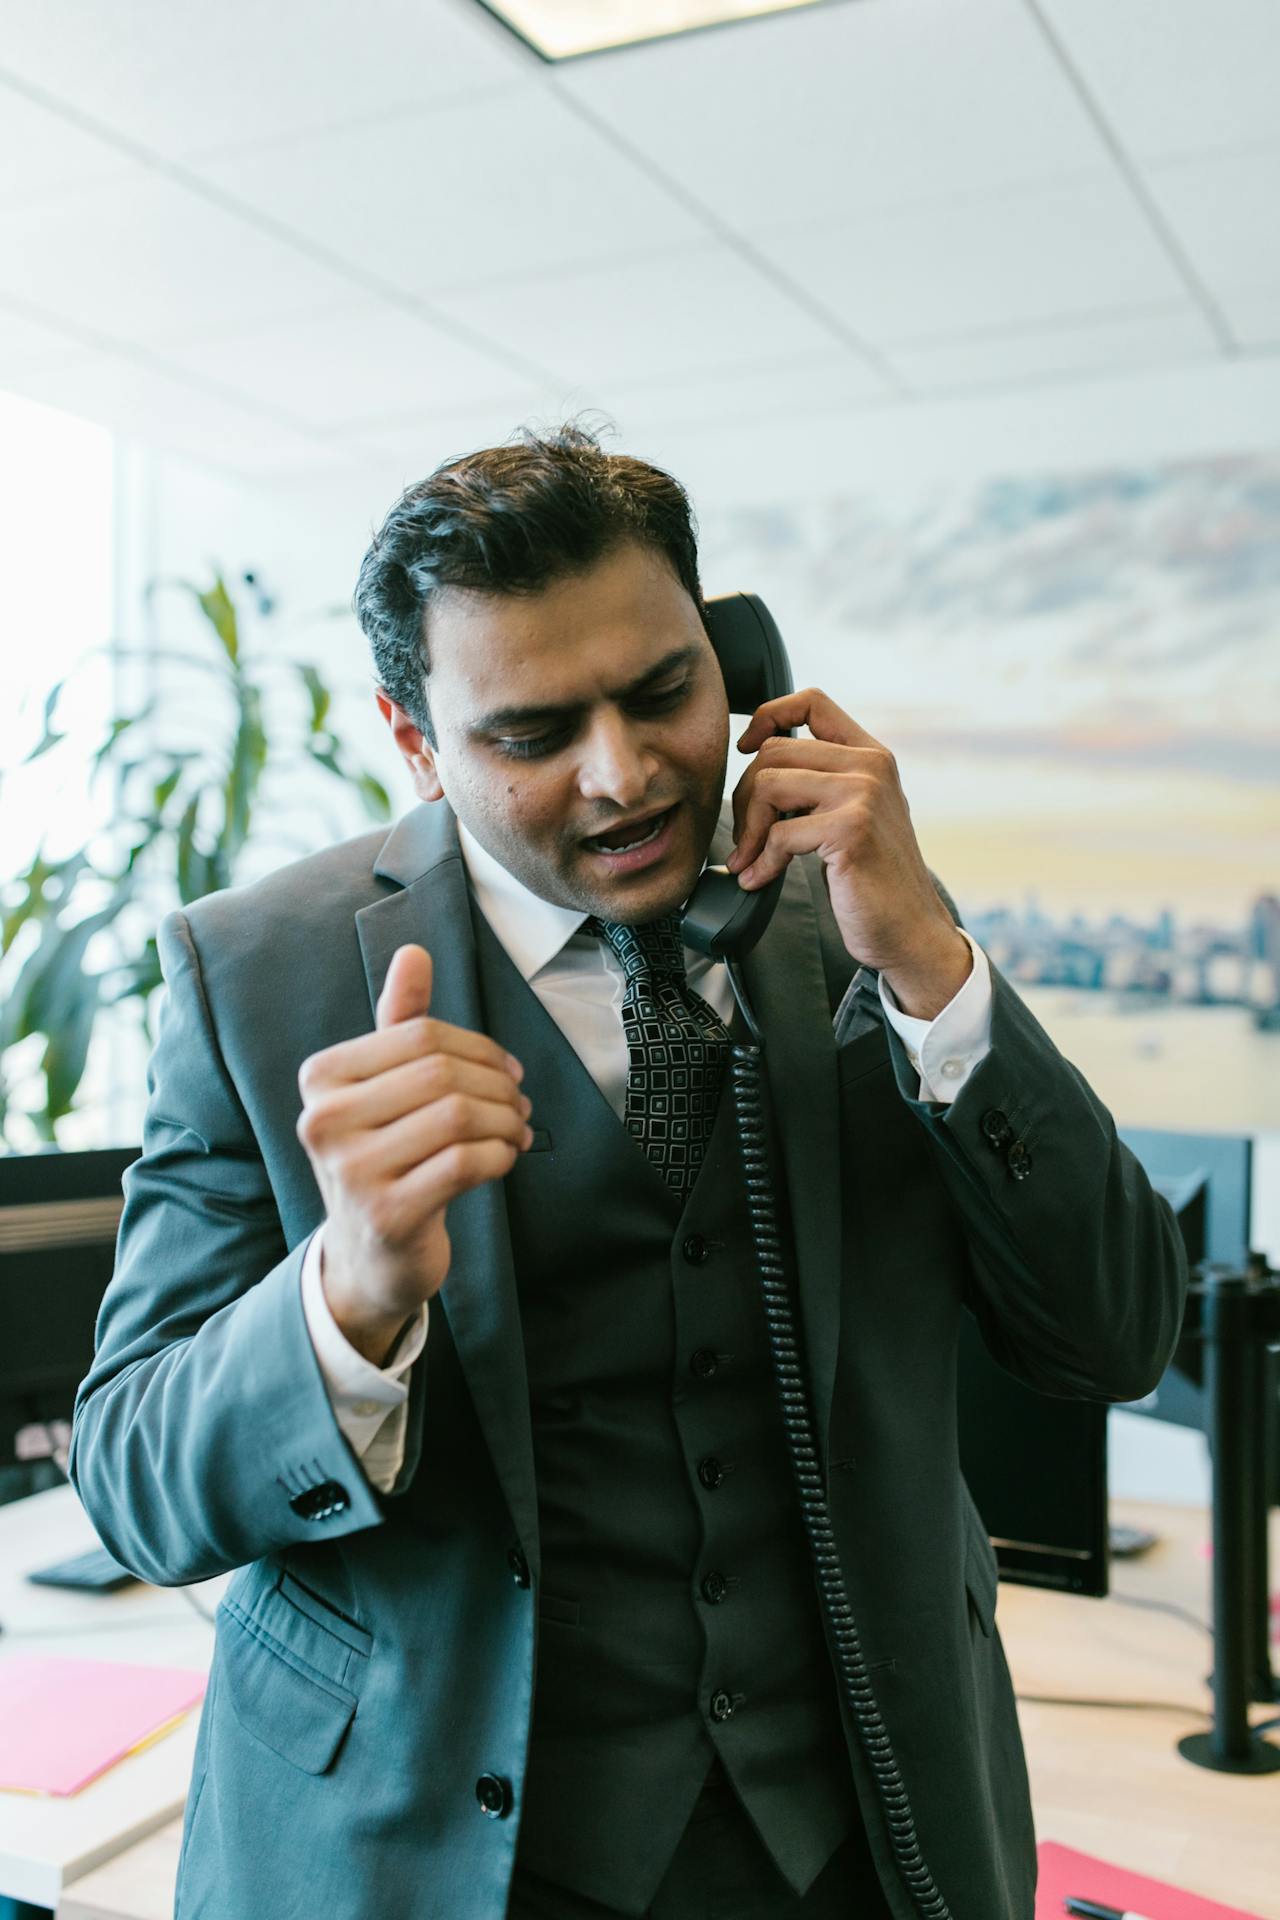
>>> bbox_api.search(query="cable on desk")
[1107,1592,1211,1635]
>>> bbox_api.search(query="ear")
[376,690,444,802]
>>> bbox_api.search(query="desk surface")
[46,1499,1280,1920]
[0,1484,225,1910]
[1001,1499,1280,1917]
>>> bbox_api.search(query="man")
[71,424,1186,1920]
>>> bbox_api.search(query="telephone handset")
[683,590,795,965]
[689,591,954,1918]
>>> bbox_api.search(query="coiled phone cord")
[722,973,953,1920]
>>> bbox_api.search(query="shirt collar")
[456,820,590,983]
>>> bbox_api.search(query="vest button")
[682,1233,710,1265]
[475,1774,512,1819]
[981,1108,1013,1149]
[701,1570,728,1605]
[710,1689,736,1722]
[697,1456,725,1490]
[690,1348,719,1380]
[507,1547,530,1588]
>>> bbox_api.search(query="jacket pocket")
[219,1595,359,1774]
[277,1569,373,1659]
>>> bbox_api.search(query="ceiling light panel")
[476,0,845,62]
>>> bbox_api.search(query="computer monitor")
[1115,1128,1253,1435]
[0,1147,138,1468]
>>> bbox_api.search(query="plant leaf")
[294,662,331,734]
[91,705,155,773]
[43,969,102,1127]
[194,574,240,663]
[356,771,392,820]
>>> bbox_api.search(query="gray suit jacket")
[70,800,1187,1920]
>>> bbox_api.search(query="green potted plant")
[0,571,392,1148]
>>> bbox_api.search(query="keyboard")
[27,1544,140,1593]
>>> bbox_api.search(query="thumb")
[376,943,433,1030]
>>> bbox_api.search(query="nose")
[576,710,659,810]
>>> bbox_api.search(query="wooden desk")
[55,1501,1280,1920]
[1001,1499,1280,1916]
[0,1485,224,1912]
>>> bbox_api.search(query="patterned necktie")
[585,911,732,1200]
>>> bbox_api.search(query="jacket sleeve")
[69,907,397,1583]
[874,906,1187,1403]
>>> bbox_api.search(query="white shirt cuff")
[878,929,993,1103]
[300,1225,428,1480]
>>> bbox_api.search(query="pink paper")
[1038,1840,1269,1920]
[0,1655,206,1796]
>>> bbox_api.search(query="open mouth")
[583,804,676,855]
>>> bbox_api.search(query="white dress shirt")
[301,823,994,1491]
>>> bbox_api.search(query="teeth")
[593,810,667,853]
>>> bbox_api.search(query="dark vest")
[472,914,858,1916]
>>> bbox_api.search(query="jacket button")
[690,1348,719,1380]
[981,1109,1013,1149]
[475,1774,512,1819]
[701,1570,729,1605]
[710,1689,736,1722]
[1006,1141,1033,1180]
[682,1233,710,1265]
[288,1479,350,1522]
[697,1456,725,1490]
[507,1547,530,1588]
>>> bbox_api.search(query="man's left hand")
[727,687,972,1017]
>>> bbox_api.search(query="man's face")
[378,539,731,924]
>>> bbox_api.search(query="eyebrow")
[468,644,703,737]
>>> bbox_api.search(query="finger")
[728,739,866,850]
[736,688,883,756]
[321,1053,532,1135]
[730,768,862,874]
[300,1017,522,1097]
[736,812,837,889]
[376,944,433,1031]
[387,1136,525,1225]
[347,1092,533,1183]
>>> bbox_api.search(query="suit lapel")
[355,803,540,1573]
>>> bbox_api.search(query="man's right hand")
[295,943,531,1363]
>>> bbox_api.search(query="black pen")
[1064,1900,1155,1920]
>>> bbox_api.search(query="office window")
[0,390,116,1150]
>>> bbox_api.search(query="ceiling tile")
[194,86,711,300]
[0,171,362,351]
[429,243,845,386]
[1145,147,1280,303]
[1038,0,1280,162]
[757,178,1190,343]
[3,352,345,474]
[1217,290,1280,353]
[340,393,576,489]
[887,308,1220,396]
[0,82,137,213]
[0,0,528,164]
[0,301,86,375]
[556,0,1108,230]
[160,302,545,428]
[590,348,891,437]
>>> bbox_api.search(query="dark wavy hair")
[353,419,705,746]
